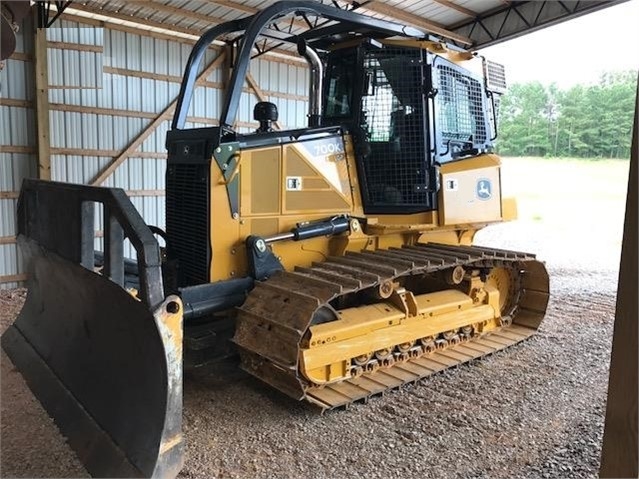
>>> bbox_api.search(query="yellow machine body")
[211,135,513,281]
[228,37,547,405]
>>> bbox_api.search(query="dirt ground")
[0,157,630,478]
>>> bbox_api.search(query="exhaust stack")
[297,40,323,128]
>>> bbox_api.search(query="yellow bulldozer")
[1,1,549,477]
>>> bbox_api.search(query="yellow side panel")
[211,163,244,281]
[214,135,357,281]
[282,141,352,214]
[439,154,502,226]
[240,146,281,216]
[502,196,518,221]
[285,190,351,211]
[286,151,317,176]
[251,218,279,237]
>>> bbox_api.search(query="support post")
[33,15,51,180]
[599,78,638,478]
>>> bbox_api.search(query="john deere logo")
[476,178,492,200]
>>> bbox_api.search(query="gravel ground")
[0,157,628,478]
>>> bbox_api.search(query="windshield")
[433,59,489,160]
[323,51,356,118]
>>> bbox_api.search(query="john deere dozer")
[1,1,549,477]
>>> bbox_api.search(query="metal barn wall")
[0,15,309,288]
[0,18,37,289]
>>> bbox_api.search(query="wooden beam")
[48,141,185,161]
[185,116,217,125]
[67,4,203,40]
[203,0,256,14]
[51,148,122,157]
[103,66,224,90]
[246,73,283,130]
[432,0,477,18]
[126,189,166,197]
[90,52,226,186]
[364,1,472,45]
[34,20,51,180]
[127,1,227,26]
[0,191,19,199]
[185,116,256,129]
[202,0,308,29]
[50,102,261,129]
[0,146,36,154]
[60,12,201,46]
[0,274,28,284]
[599,79,638,479]
[0,98,33,108]
[0,236,16,245]
[50,148,167,159]
[47,41,103,53]
[103,66,187,85]
[0,190,164,203]
[48,86,103,90]
[9,51,32,62]
[50,103,159,120]
[103,65,307,100]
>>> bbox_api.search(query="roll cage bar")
[172,0,426,130]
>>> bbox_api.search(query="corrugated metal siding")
[0,17,36,289]
[47,23,103,88]
[1,16,309,283]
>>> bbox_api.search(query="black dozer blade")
[1,180,185,478]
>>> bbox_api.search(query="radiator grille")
[166,163,210,286]
[435,64,487,146]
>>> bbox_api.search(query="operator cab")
[322,42,495,214]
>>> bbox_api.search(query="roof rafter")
[432,0,477,18]
[69,1,305,43]
[200,0,310,30]
[127,1,228,26]
[202,0,257,15]
[67,3,209,38]
[451,0,627,48]
[363,1,472,45]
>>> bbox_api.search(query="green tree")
[496,70,637,159]
[498,82,552,156]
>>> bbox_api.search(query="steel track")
[234,243,550,410]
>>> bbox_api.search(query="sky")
[480,0,639,88]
